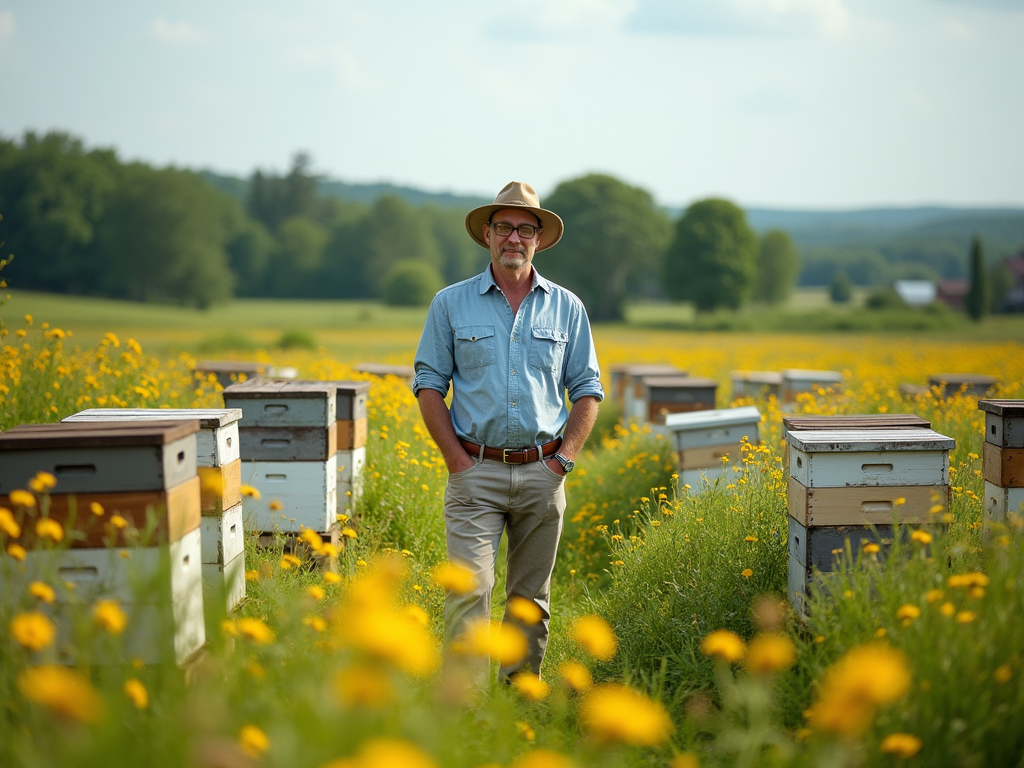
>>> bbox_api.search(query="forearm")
[557,396,600,461]
[416,388,473,473]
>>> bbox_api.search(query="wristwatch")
[552,453,575,473]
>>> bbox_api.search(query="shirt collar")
[478,265,552,295]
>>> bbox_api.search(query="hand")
[544,456,566,476]
[447,450,476,475]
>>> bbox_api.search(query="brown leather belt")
[459,437,562,465]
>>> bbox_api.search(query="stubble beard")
[498,247,527,270]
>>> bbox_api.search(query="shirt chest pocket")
[529,327,568,372]
[454,325,496,370]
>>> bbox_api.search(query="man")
[413,181,603,685]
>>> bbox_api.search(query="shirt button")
[511,402,517,407]
[512,370,517,375]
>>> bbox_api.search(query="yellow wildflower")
[355,738,438,768]
[910,530,933,545]
[10,489,36,509]
[240,484,261,500]
[516,720,536,741]
[512,671,551,702]
[744,633,796,675]
[431,562,478,595]
[7,543,26,560]
[10,611,57,650]
[334,664,394,708]
[879,733,923,758]
[700,629,745,663]
[124,678,149,709]
[90,501,104,516]
[94,600,127,635]
[994,664,1013,683]
[741,568,753,578]
[895,604,921,626]
[0,507,20,537]
[458,618,528,666]
[570,615,618,662]
[238,725,269,758]
[510,749,574,768]
[579,683,674,747]
[35,518,64,542]
[18,665,104,723]
[558,660,593,691]
[28,472,57,493]
[237,617,275,644]
[29,581,56,603]
[955,611,976,624]
[507,595,544,625]
[307,585,326,601]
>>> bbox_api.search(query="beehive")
[637,376,717,424]
[929,373,998,399]
[609,364,685,420]
[730,370,782,401]
[0,421,206,664]
[780,369,843,405]
[785,427,954,612]
[62,408,246,613]
[978,399,1024,528]
[330,381,372,516]
[223,379,339,534]
[660,406,760,491]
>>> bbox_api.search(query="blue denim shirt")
[413,265,604,449]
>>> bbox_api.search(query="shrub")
[381,260,443,307]
[277,328,317,350]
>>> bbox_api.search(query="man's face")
[484,208,542,271]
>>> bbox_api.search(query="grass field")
[2,287,1024,768]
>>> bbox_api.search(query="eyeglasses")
[489,221,541,240]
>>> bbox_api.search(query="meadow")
[1,288,1023,768]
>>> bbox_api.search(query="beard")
[498,246,527,269]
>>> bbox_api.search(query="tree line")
[12,130,1016,321]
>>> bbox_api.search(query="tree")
[663,199,758,312]
[541,174,671,322]
[754,229,799,305]
[96,165,234,308]
[270,216,330,297]
[0,131,118,294]
[829,270,853,304]
[965,236,989,321]
[382,260,443,306]
[359,195,442,295]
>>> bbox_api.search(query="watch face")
[555,454,574,473]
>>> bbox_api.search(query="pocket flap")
[455,326,496,342]
[532,327,568,343]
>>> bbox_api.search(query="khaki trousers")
[443,455,567,685]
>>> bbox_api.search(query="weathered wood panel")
[730,371,782,400]
[983,442,1024,488]
[788,477,948,526]
[1,475,201,547]
[336,418,368,450]
[238,423,337,462]
[782,413,930,433]
[677,442,744,471]
[200,502,245,566]
[662,406,761,451]
[332,381,371,420]
[198,459,242,514]
[223,379,337,427]
[202,550,246,614]
[788,518,907,573]
[0,432,197,494]
[241,456,337,533]
[983,481,1024,525]
[928,373,998,398]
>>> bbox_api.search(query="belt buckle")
[502,447,524,464]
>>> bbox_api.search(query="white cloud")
[485,0,637,39]
[148,18,204,46]
[626,0,850,37]
[289,45,374,92]
[0,10,15,39]
[940,17,979,40]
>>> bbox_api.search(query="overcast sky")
[2,1,1022,210]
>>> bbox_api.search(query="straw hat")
[464,181,564,251]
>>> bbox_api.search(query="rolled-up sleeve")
[563,302,604,404]
[412,293,454,398]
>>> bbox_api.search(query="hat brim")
[465,204,563,252]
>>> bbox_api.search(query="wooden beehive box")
[241,456,337,534]
[638,376,717,424]
[730,370,782,401]
[978,399,1024,526]
[200,502,246,612]
[333,380,371,450]
[929,373,998,399]
[610,364,684,417]
[780,369,843,404]
[0,421,202,546]
[223,379,337,428]
[62,408,243,515]
[661,406,760,490]
[786,426,954,613]
[2,527,205,665]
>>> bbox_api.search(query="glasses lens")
[493,222,513,236]
[491,222,538,239]
[518,224,536,238]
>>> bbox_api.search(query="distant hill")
[199,170,489,210]
[199,170,1024,285]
